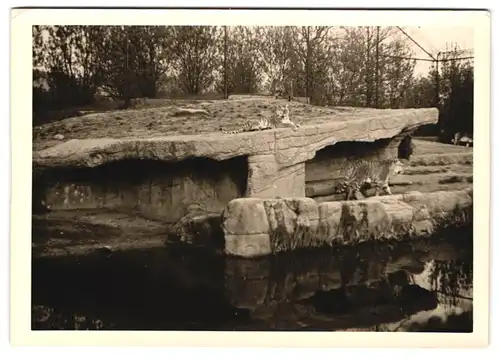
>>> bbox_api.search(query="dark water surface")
[32,226,473,332]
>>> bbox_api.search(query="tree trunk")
[375,26,380,108]
[305,26,310,100]
[224,26,228,99]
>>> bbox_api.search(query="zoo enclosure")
[32,25,473,139]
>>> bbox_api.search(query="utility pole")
[223,26,228,99]
[305,26,310,101]
[395,26,439,108]
[433,48,473,107]
[435,52,441,108]
[125,29,131,108]
[365,27,371,107]
[375,26,380,108]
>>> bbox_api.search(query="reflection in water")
[32,226,473,332]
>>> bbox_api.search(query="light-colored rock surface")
[172,107,210,116]
[33,102,438,206]
[33,101,448,258]
[33,106,437,168]
[247,156,305,197]
[221,188,473,258]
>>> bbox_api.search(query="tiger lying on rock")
[220,103,300,134]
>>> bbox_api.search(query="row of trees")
[31,25,423,106]
[32,25,473,139]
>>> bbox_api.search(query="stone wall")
[32,105,440,254]
[35,156,248,224]
[221,188,473,258]
[34,134,409,222]
[246,155,305,198]
[34,108,438,204]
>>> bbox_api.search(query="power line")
[380,54,474,63]
[396,26,436,61]
[379,54,435,62]
[395,27,473,63]
[394,26,440,108]
[342,25,471,65]
[404,27,439,55]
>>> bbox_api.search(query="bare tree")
[230,26,265,94]
[33,25,105,107]
[290,26,334,102]
[223,26,228,99]
[214,26,265,95]
[327,26,415,108]
[331,27,367,106]
[378,35,416,108]
[95,26,173,104]
[259,26,295,96]
[169,26,219,95]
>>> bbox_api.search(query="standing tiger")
[220,103,300,134]
[341,158,405,201]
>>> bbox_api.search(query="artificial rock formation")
[32,100,441,254]
[221,188,473,258]
[34,104,438,202]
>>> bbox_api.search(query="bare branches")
[168,26,219,94]
[32,24,473,120]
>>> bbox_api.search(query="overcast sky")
[401,26,474,76]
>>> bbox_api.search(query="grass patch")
[412,139,473,155]
[33,98,361,145]
[410,153,473,167]
[403,167,449,175]
[438,175,474,184]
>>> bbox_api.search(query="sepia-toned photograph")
[9,7,490,347]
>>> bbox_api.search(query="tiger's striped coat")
[220,104,299,134]
[341,158,405,201]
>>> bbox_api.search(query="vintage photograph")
[27,12,477,335]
